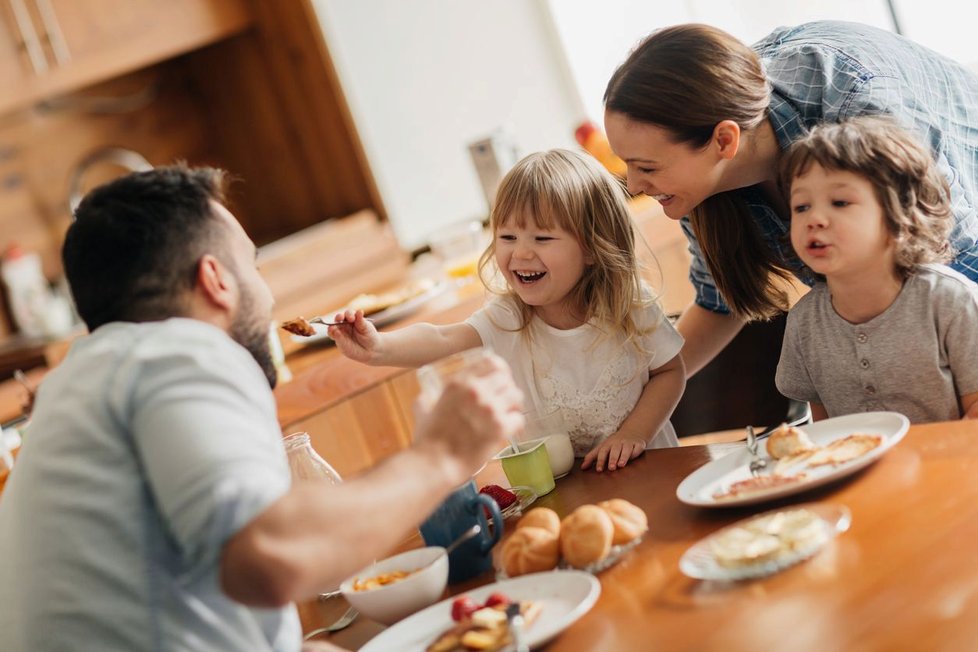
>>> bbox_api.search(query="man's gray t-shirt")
[0,318,299,651]
[776,265,978,422]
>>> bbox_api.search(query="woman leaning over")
[603,21,978,376]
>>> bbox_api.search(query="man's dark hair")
[63,165,229,331]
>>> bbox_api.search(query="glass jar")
[283,432,342,484]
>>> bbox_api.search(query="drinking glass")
[416,347,493,410]
[283,431,342,596]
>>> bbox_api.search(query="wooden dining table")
[304,418,978,651]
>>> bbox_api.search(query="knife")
[505,602,529,652]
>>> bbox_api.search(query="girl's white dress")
[466,293,684,456]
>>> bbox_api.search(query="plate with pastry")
[358,571,600,652]
[680,502,851,581]
[676,411,909,508]
[285,279,446,343]
[497,501,648,579]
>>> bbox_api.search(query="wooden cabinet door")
[284,383,413,478]
[0,0,47,94]
[0,0,253,116]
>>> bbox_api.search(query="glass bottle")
[283,432,342,485]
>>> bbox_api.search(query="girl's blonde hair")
[604,23,793,320]
[780,116,953,277]
[478,149,650,343]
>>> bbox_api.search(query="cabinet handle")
[8,0,48,74]
[33,0,70,65]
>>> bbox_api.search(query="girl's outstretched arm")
[329,309,482,368]
[581,352,686,472]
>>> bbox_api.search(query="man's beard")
[230,284,278,389]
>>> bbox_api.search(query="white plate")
[359,571,601,652]
[289,281,447,344]
[679,502,851,581]
[676,411,909,508]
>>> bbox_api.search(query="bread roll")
[500,526,560,577]
[516,507,561,537]
[765,424,815,459]
[597,499,648,545]
[560,505,613,568]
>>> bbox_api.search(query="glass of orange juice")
[429,220,485,287]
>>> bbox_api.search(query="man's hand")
[328,310,381,363]
[414,352,524,480]
[580,433,645,472]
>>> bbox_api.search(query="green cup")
[494,440,555,496]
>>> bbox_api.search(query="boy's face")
[788,164,897,284]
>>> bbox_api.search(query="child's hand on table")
[581,433,646,473]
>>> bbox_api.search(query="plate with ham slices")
[676,411,909,508]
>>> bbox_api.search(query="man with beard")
[0,166,525,652]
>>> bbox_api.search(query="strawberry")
[484,592,511,608]
[479,484,518,509]
[451,596,481,622]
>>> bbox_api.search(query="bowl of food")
[340,546,449,625]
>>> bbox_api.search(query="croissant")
[597,498,648,545]
[560,505,613,568]
[516,507,561,537]
[500,526,560,577]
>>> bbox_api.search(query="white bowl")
[340,546,449,625]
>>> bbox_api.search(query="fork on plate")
[745,425,769,477]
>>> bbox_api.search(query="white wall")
[312,1,978,250]
[312,0,584,249]
[547,0,896,125]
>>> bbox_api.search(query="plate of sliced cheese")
[680,502,851,581]
[676,411,909,508]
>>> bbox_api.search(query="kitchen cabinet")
[0,0,252,116]
[285,382,414,479]
[0,0,385,350]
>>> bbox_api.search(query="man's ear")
[713,120,741,160]
[196,254,236,311]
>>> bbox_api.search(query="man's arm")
[674,303,744,378]
[220,355,523,607]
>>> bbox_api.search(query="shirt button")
[857,333,868,343]
[860,359,870,369]
[865,385,876,395]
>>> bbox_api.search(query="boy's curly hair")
[779,115,953,278]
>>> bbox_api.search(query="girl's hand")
[580,434,646,472]
[327,310,381,363]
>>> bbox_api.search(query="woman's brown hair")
[780,116,953,275]
[604,23,793,319]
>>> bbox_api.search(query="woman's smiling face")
[604,110,726,220]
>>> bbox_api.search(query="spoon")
[432,523,482,565]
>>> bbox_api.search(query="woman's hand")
[580,434,646,472]
[327,310,381,363]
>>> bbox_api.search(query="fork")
[302,606,359,639]
[309,316,373,327]
[746,425,769,477]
